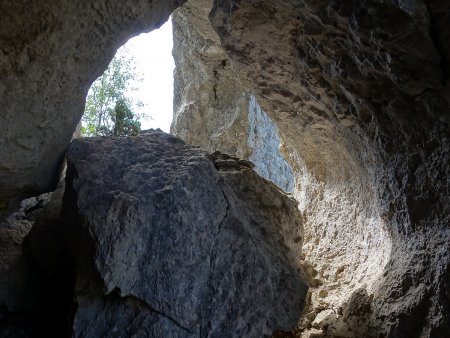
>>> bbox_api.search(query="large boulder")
[63,130,308,337]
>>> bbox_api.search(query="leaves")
[112,98,141,137]
[81,47,146,137]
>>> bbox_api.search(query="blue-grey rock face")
[171,0,295,194]
[248,95,295,193]
[65,130,307,337]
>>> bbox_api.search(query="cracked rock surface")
[171,0,449,336]
[64,130,308,337]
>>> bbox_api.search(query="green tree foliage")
[112,98,141,137]
[81,47,146,137]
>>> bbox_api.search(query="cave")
[0,0,449,337]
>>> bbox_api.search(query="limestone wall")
[174,0,450,336]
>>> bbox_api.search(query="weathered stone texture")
[172,0,295,192]
[1,0,449,336]
[65,130,308,337]
[165,0,450,336]
[171,0,250,158]
[0,215,36,313]
[0,0,186,218]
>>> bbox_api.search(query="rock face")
[0,211,37,315]
[0,194,52,313]
[0,191,74,337]
[171,0,250,158]
[172,0,450,336]
[0,0,186,218]
[64,130,308,337]
[171,0,295,192]
[1,0,449,336]
[247,95,295,192]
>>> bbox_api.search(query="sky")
[121,18,174,132]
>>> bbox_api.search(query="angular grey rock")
[73,293,196,338]
[64,130,308,337]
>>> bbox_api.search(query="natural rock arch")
[0,0,186,217]
[1,0,449,337]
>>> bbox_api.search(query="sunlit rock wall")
[174,0,450,336]
[171,0,250,158]
[172,0,295,192]
[208,1,450,336]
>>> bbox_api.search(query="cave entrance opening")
[81,18,174,137]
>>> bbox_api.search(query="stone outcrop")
[0,194,52,313]
[0,0,186,218]
[171,0,250,158]
[64,130,308,337]
[0,209,38,315]
[247,95,295,192]
[171,0,295,192]
[172,0,450,336]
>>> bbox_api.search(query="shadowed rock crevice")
[427,1,450,81]
[0,188,77,337]
[0,0,187,218]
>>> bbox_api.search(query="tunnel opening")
[80,18,174,137]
